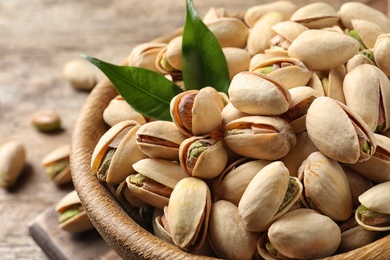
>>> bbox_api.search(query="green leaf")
[82,55,183,121]
[182,0,230,94]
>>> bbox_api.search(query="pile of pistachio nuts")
[91,1,390,259]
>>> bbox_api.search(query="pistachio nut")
[202,7,226,23]
[306,96,377,164]
[351,19,384,49]
[222,47,251,80]
[288,29,359,71]
[374,33,390,78]
[208,200,258,260]
[55,190,94,233]
[248,53,275,71]
[127,158,188,209]
[170,87,222,136]
[127,42,167,72]
[347,133,390,183]
[91,120,147,185]
[244,1,297,28]
[269,21,308,52]
[337,216,378,254]
[298,151,353,221]
[41,144,71,185]
[346,52,375,73]
[238,161,303,232]
[343,64,390,133]
[152,208,174,244]
[165,177,211,251]
[280,131,318,177]
[30,109,62,132]
[338,2,390,33]
[250,57,311,89]
[228,72,291,116]
[206,17,249,49]
[262,208,341,259]
[103,95,146,127]
[280,86,320,134]
[116,180,148,208]
[155,39,182,80]
[179,135,228,179]
[342,166,373,209]
[290,2,339,29]
[63,59,97,91]
[0,141,26,188]
[355,181,390,231]
[220,102,249,129]
[213,158,272,206]
[136,120,187,161]
[247,12,284,55]
[224,116,296,160]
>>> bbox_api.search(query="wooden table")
[0,0,385,259]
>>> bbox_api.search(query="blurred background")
[0,0,385,259]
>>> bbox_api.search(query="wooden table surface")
[0,0,384,259]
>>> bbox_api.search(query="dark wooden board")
[28,206,121,260]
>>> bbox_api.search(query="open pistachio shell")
[343,64,390,133]
[267,208,341,259]
[374,34,390,78]
[290,2,339,29]
[224,116,296,160]
[228,71,291,116]
[127,158,188,209]
[288,29,359,71]
[351,19,384,49]
[270,20,308,45]
[127,42,167,72]
[136,120,187,161]
[356,181,390,231]
[347,133,390,183]
[244,1,297,28]
[179,135,228,179]
[346,53,374,73]
[55,190,94,233]
[208,200,258,260]
[103,95,146,127]
[306,96,377,164]
[41,144,71,185]
[166,177,211,251]
[170,87,222,136]
[250,57,311,89]
[206,17,249,48]
[220,102,249,129]
[238,161,303,232]
[298,151,353,221]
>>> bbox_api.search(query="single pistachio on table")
[170,87,222,136]
[164,177,211,251]
[298,151,353,221]
[135,120,187,161]
[343,64,390,133]
[238,161,303,232]
[288,29,359,71]
[224,115,296,160]
[243,1,297,28]
[208,200,259,260]
[127,158,188,209]
[55,190,94,233]
[337,215,378,254]
[306,96,377,164]
[374,33,390,78]
[103,95,146,127]
[347,133,390,183]
[0,141,26,188]
[90,120,147,185]
[355,181,390,231]
[41,144,71,185]
[258,208,341,259]
[30,109,61,132]
[62,59,97,91]
[289,2,339,29]
[228,71,291,116]
[213,158,272,206]
[178,134,228,179]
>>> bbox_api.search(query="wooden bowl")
[71,1,390,259]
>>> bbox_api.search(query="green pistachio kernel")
[128,173,150,187]
[277,178,299,213]
[266,240,279,257]
[357,204,390,227]
[362,142,371,155]
[58,205,82,223]
[321,77,329,96]
[97,148,116,182]
[346,29,365,50]
[46,158,69,179]
[255,65,274,74]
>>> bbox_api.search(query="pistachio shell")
[342,166,373,209]
[127,42,167,72]
[206,17,249,48]
[220,102,249,129]
[222,47,251,80]
[208,200,258,260]
[228,71,291,116]
[224,116,296,160]
[41,144,71,185]
[103,95,146,127]
[351,19,384,49]
[270,20,308,44]
[288,29,359,71]
[306,96,376,164]
[167,177,211,251]
[0,141,26,188]
[374,34,390,78]
[290,2,339,29]
[346,53,374,73]
[238,161,302,232]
